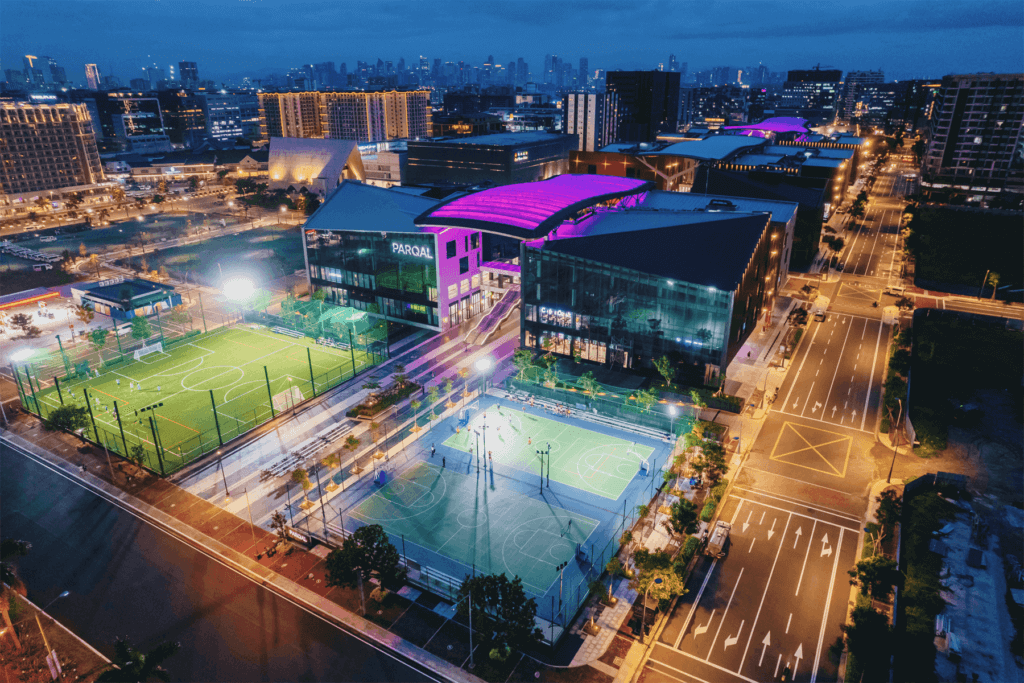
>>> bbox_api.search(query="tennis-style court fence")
[14,312,388,477]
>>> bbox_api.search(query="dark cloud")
[2,0,1020,83]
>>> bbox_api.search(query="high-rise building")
[841,70,884,122]
[157,89,207,147]
[606,70,681,142]
[203,92,259,141]
[0,103,104,194]
[668,55,680,73]
[517,58,528,86]
[144,64,165,89]
[258,92,323,140]
[921,73,1024,200]
[562,92,618,152]
[579,58,589,88]
[84,64,101,91]
[544,55,553,84]
[179,61,199,89]
[321,89,432,141]
[781,67,842,123]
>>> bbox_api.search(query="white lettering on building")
[392,243,433,259]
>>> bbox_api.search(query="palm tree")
[111,186,128,218]
[410,399,422,433]
[97,637,180,682]
[986,272,1001,300]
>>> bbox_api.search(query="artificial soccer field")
[348,461,599,594]
[33,326,374,467]
[443,405,655,501]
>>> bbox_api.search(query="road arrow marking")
[812,401,822,414]
[768,518,777,540]
[694,610,715,636]
[831,405,837,417]
[821,533,833,558]
[792,398,800,409]
[724,621,744,649]
[759,632,771,666]
[852,409,857,421]
[793,526,803,549]
[743,511,751,533]
[793,644,804,678]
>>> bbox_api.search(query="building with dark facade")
[405,132,576,187]
[606,71,681,142]
[781,67,842,124]
[840,70,885,123]
[156,89,206,148]
[430,112,505,138]
[921,73,1024,203]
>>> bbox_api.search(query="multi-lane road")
[641,153,911,683]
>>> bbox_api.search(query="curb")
[1,429,484,683]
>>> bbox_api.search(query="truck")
[706,521,732,558]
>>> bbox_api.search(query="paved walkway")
[569,578,638,667]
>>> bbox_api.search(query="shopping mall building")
[303,175,796,371]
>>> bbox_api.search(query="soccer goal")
[133,342,164,361]
[272,385,305,412]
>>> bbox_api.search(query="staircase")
[465,285,520,345]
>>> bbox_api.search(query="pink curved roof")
[724,117,809,134]
[416,175,650,236]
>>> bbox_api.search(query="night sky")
[2,0,1022,84]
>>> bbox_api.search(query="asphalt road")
[0,441,440,682]
[642,152,905,683]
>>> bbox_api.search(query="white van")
[884,285,906,296]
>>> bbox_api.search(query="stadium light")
[10,349,33,362]
[223,277,255,302]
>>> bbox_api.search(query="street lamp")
[642,577,663,643]
[668,405,677,437]
[475,357,492,395]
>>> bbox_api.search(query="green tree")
[842,605,891,679]
[157,180,168,195]
[42,404,91,433]
[96,637,180,682]
[578,370,598,398]
[444,378,454,404]
[303,195,321,215]
[131,315,152,340]
[9,313,33,333]
[512,347,534,380]
[64,191,84,212]
[410,398,422,428]
[392,363,408,388]
[361,377,381,393]
[635,387,657,413]
[690,389,707,420]
[325,524,402,588]
[848,554,901,600]
[111,185,129,217]
[187,175,200,191]
[75,303,95,326]
[888,348,911,376]
[875,489,902,529]
[269,510,290,547]
[291,468,312,502]
[458,573,543,653]
[666,499,700,536]
[630,548,687,602]
[152,194,165,204]
[654,355,675,389]
[125,443,147,473]
[691,439,728,483]
[986,271,1001,300]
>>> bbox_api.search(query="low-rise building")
[405,132,576,186]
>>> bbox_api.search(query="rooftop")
[422,132,570,147]
[732,154,789,167]
[637,191,799,224]
[535,210,771,290]
[723,117,810,134]
[305,181,441,234]
[414,174,652,238]
[642,136,766,161]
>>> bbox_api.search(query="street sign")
[45,650,61,680]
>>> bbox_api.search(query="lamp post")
[886,398,903,484]
[475,357,492,396]
[643,577,663,643]
[668,405,677,437]
[35,590,70,673]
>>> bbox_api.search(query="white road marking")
[786,613,792,633]
[724,621,744,649]
[774,654,782,678]
[795,520,818,596]
[737,516,791,676]
[782,320,824,413]
[810,529,845,683]
[749,538,756,553]
[694,610,715,637]
[793,526,803,548]
[820,316,857,420]
[862,321,885,430]
[673,559,720,649]
[707,567,744,658]
[759,632,771,666]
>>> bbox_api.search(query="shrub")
[674,536,702,576]
[699,501,716,522]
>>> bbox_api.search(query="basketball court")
[347,461,599,595]
[442,405,654,500]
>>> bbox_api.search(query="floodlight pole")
[210,389,224,446]
[198,289,208,333]
[113,400,129,456]
[53,376,64,405]
[82,387,100,442]
[347,326,356,379]
[147,415,166,476]
[264,366,275,418]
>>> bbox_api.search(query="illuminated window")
[471,274,480,288]
[447,284,458,299]
[461,279,470,294]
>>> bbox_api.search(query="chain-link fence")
[14,305,387,477]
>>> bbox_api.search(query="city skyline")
[2,0,1022,86]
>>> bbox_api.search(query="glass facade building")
[521,249,733,369]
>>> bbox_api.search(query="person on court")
[442,456,446,468]
[116,378,120,386]
[431,444,435,458]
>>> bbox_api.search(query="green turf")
[33,325,374,467]
[348,461,598,594]
[443,406,654,501]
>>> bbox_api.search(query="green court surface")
[443,407,654,501]
[31,326,373,463]
[348,462,598,594]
